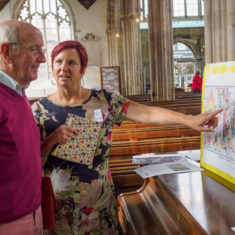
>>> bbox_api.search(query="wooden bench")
[112,125,199,142]
[126,91,201,103]
[110,136,200,157]
[110,120,201,194]
[109,136,200,194]
[139,98,201,105]
[125,94,202,115]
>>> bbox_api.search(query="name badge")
[94,109,103,122]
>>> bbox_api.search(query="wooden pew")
[110,117,201,191]
[110,120,200,194]
[125,94,202,115]
[126,94,151,102]
[109,158,144,194]
[112,125,199,142]
[126,91,201,103]
[109,136,200,194]
[139,98,201,105]
[110,136,200,157]
[163,106,201,115]
[175,91,201,99]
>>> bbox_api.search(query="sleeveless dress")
[32,89,130,235]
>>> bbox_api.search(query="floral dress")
[32,89,130,235]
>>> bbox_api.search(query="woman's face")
[52,48,84,87]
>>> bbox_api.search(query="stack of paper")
[133,153,203,179]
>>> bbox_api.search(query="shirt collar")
[0,70,25,96]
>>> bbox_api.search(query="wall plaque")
[100,66,121,93]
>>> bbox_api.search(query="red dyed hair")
[51,40,88,74]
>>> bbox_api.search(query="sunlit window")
[17,0,72,81]
[140,0,148,21]
[186,0,198,16]
[141,0,203,18]
[201,0,204,16]
[173,42,194,59]
[173,0,203,18]
[173,0,185,17]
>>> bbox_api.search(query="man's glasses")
[8,43,46,57]
[28,45,46,56]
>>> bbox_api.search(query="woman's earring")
[81,76,84,87]
[50,77,56,86]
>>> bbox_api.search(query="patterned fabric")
[52,113,102,167]
[32,89,130,235]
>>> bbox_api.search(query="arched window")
[173,42,196,89]
[173,42,194,59]
[16,0,73,96]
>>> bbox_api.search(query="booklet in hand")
[52,113,102,167]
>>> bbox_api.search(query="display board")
[200,61,235,185]
[100,66,121,93]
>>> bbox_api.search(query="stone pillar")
[120,0,143,95]
[226,0,235,61]
[148,0,175,101]
[204,0,235,63]
[107,0,122,66]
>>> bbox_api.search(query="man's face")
[11,28,46,86]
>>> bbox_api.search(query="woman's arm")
[41,125,78,166]
[125,101,222,132]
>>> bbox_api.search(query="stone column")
[148,0,175,101]
[204,0,235,63]
[226,0,235,61]
[120,0,143,95]
[107,0,122,66]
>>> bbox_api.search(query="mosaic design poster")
[201,62,235,184]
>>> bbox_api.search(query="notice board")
[100,66,121,93]
[200,61,235,185]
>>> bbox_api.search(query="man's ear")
[0,43,14,64]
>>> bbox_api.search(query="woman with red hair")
[32,40,221,234]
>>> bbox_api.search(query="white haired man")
[0,20,46,235]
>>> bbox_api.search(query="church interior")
[0,0,234,234]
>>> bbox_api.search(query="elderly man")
[0,20,45,234]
